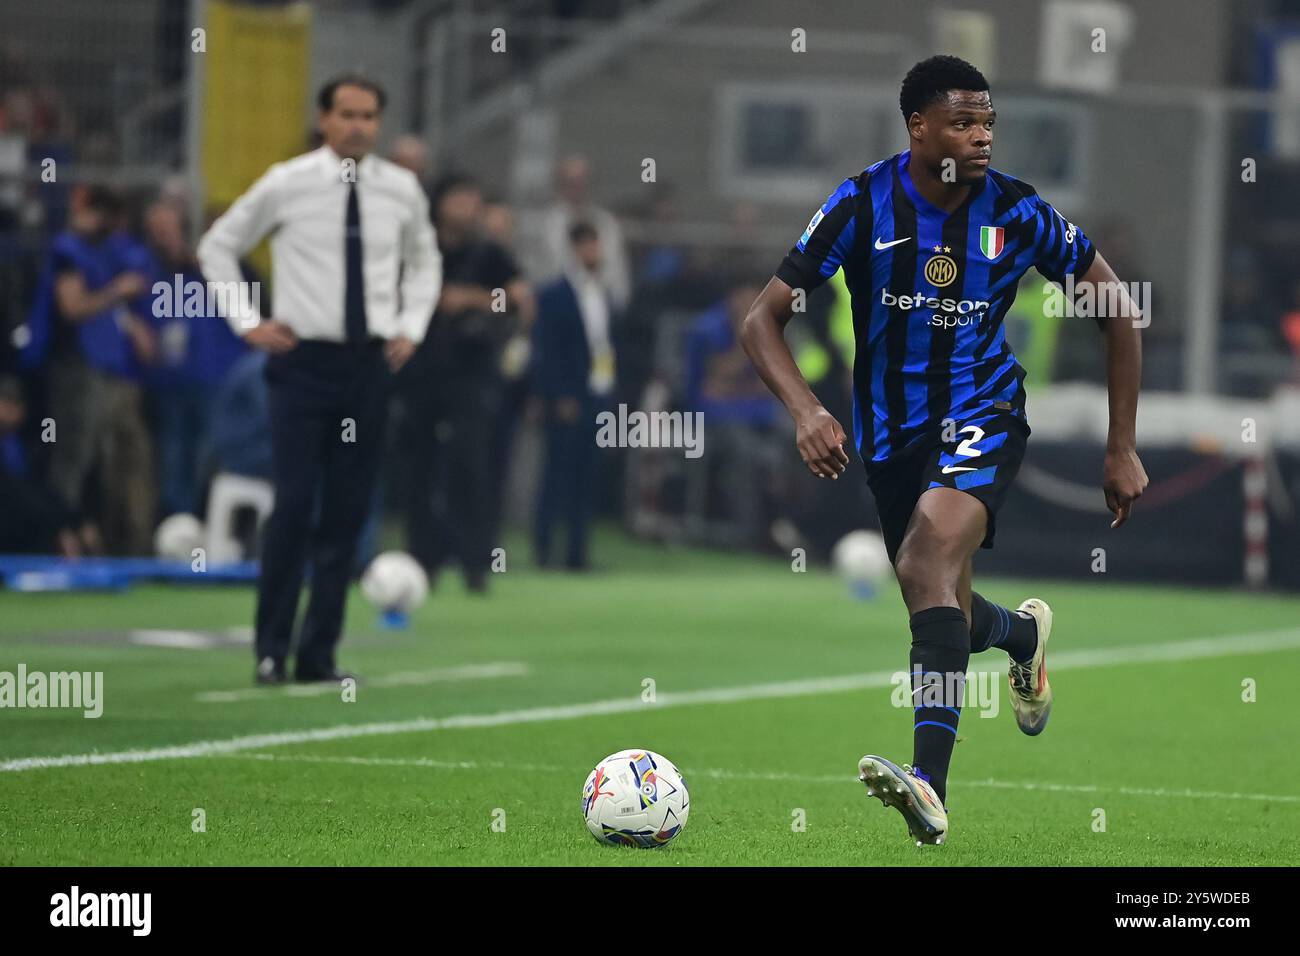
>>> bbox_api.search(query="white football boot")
[858,754,949,846]
[1008,598,1053,736]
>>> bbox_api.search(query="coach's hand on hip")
[242,319,299,354]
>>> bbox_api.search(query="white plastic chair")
[205,472,275,563]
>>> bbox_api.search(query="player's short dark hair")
[569,220,598,245]
[899,55,989,120]
[317,73,387,113]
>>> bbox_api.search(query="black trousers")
[534,395,598,569]
[398,357,501,587]
[255,340,389,671]
[0,468,75,553]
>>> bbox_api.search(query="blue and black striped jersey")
[776,149,1096,465]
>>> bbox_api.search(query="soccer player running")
[741,56,1148,845]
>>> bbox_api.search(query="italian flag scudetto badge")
[979,225,1004,260]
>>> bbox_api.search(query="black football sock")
[909,606,970,806]
[969,590,1039,663]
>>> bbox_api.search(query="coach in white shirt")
[198,74,441,686]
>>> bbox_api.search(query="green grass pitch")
[1,531,1297,866]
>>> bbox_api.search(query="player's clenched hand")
[795,405,849,479]
[1103,446,1148,529]
[242,319,298,354]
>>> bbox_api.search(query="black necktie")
[344,181,367,343]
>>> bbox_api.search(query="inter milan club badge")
[979,225,1004,260]
[925,250,958,287]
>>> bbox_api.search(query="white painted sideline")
[129,630,222,650]
[195,662,531,703]
[3,628,1298,774]
[217,751,1300,805]
[129,628,252,649]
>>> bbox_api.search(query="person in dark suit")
[531,221,614,570]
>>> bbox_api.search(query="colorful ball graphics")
[581,749,689,848]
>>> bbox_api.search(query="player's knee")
[893,549,934,602]
[894,539,963,606]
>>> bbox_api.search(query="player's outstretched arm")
[1075,252,1149,528]
[740,277,849,479]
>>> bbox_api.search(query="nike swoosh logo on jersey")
[941,465,978,474]
[874,236,911,250]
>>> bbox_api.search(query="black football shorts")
[864,410,1030,565]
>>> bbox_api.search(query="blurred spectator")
[155,174,191,213]
[685,280,780,425]
[481,194,536,545]
[633,183,687,288]
[482,198,516,249]
[396,173,531,591]
[0,376,83,555]
[533,154,631,311]
[683,278,783,549]
[209,351,272,481]
[35,185,156,554]
[532,221,614,570]
[139,200,249,517]
[388,134,433,193]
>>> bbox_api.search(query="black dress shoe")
[293,667,358,684]
[255,656,287,685]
